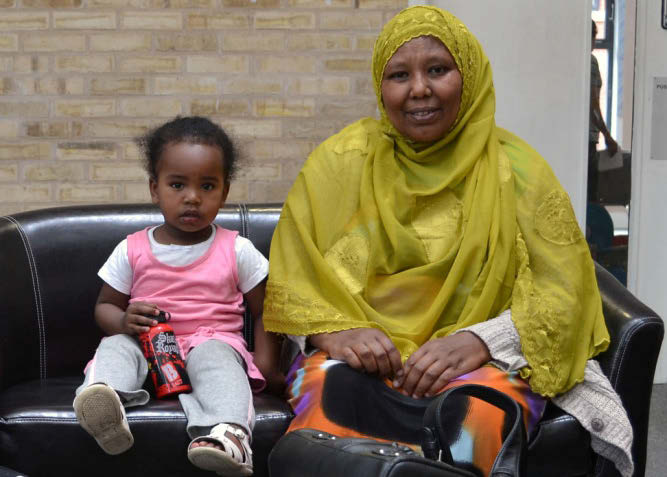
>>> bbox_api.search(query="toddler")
[73,116,283,477]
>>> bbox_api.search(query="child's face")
[149,142,228,245]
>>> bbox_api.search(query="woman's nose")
[410,73,431,98]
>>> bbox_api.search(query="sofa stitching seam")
[608,319,661,387]
[1,216,47,381]
[5,413,294,424]
[240,203,249,240]
[238,203,253,348]
[4,417,188,423]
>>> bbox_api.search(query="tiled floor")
[647,384,666,477]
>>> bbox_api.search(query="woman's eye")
[388,71,408,80]
[202,183,214,191]
[429,65,447,75]
[170,183,183,190]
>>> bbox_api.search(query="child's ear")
[149,178,159,204]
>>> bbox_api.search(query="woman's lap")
[286,351,546,477]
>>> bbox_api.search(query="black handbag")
[268,427,478,477]
[268,384,526,477]
[422,384,527,477]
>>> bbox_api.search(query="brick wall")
[0,0,407,215]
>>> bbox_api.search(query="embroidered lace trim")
[512,232,565,397]
[535,190,584,245]
[498,148,512,184]
[412,189,463,262]
[264,280,363,335]
[323,233,369,295]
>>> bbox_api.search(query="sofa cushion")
[0,377,293,477]
[526,403,593,477]
[0,378,593,477]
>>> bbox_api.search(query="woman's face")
[381,36,463,143]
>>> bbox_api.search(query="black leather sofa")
[0,203,663,477]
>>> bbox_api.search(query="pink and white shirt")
[98,225,268,391]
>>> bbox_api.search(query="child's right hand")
[122,302,159,335]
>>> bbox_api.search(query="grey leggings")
[75,334,255,438]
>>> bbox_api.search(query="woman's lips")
[405,108,440,122]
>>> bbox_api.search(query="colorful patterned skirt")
[286,352,546,477]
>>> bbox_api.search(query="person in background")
[589,19,619,203]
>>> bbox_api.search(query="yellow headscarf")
[264,5,609,397]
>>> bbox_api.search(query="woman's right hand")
[309,328,402,378]
[121,302,159,335]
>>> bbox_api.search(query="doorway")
[587,0,634,286]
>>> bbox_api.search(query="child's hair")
[138,116,237,183]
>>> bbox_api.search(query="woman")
[264,6,632,477]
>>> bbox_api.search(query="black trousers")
[587,141,598,203]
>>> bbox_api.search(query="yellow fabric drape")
[263,5,609,397]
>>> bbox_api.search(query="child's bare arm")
[245,279,285,394]
[95,283,159,336]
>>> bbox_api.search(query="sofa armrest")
[0,216,45,391]
[593,263,663,477]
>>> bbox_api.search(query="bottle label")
[141,328,191,398]
[154,332,180,355]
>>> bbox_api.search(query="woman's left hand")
[393,332,491,398]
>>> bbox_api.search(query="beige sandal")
[187,423,253,476]
[73,383,134,455]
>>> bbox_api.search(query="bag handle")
[422,384,526,477]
